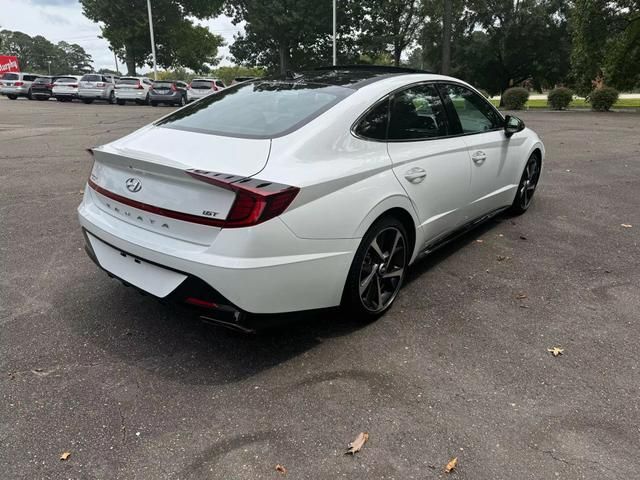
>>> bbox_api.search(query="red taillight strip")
[87,178,226,227]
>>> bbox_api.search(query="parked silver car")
[0,72,40,100]
[186,78,226,102]
[78,74,118,104]
[115,77,153,105]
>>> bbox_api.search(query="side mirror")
[504,115,525,138]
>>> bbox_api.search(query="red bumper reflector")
[185,297,218,309]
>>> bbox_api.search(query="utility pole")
[147,0,158,80]
[113,50,120,75]
[332,0,337,66]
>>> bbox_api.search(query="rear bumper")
[1,86,29,96]
[116,90,147,100]
[79,88,108,99]
[31,90,51,97]
[77,188,358,314]
[150,93,181,103]
[53,91,78,98]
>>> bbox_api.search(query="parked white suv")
[52,75,81,102]
[78,66,544,331]
[79,74,118,104]
[115,77,153,105]
[187,78,226,102]
[0,72,40,100]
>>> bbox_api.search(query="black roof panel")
[273,65,432,89]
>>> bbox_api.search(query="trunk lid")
[88,126,271,244]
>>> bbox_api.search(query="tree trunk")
[124,42,136,76]
[278,43,290,75]
[441,0,452,75]
[394,43,402,67]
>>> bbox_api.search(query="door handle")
[472,151,487,163]
[404,167,427,184]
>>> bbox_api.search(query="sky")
[0,0,243,70]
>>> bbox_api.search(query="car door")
[386,83,472,246]
[438,83,515,220]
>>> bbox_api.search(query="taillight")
[69,84,78,88]
[187,83,192,90]
[136,81,143,89]
[15,81,24,86]
[211,84,217,91]
[186,169,300,228]
[47,83,53,88]
[171,83,177,92]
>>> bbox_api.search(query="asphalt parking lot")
[1,96,639,480]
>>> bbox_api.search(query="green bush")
[588,87,619,111]
[502,87,529,110]
[547,87,574,110]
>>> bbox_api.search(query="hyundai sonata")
[78,66,544,330]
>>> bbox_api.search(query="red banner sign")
[0,56,20,74]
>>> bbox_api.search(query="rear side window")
[388,84,448,140]
[157,81,352,139]
[354,99,389,140]
[440,84,502,134]
[24,75,38,81]
[215,81,225,88]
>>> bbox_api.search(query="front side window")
[440,84,502,134]
[388,84,448,140]
[157,81,352,139]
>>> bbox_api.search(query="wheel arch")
[354,195,422,262]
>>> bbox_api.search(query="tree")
[80,0,224,75]
[227,0,364,74]
[441,0,452,74]
[0,30,93,74]
[571,0,640,94]
[359,0,424,66]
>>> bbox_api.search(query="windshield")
[2,73,19,80]
[156,80,352,139]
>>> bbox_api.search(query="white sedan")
[78,66,543,330]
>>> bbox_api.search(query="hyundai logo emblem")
[125,177,142,193]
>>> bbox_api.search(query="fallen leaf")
[345,432,369,455]
[445,457,458,473]
[519,235,527,240]
[497,255,506,261]
[515,293,528,300]
[60,452,71,461]
[476,239,484,243]
[275,464,287,475]
[621,224,632,228]
[548,347,564,357]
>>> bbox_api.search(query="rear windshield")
[33,77,52,84]
[2,73,19,80]
[190,80,213,89]
[153,81,174,88]
[156,81,352,139]
[81,74,101,81]
[118,78,140,85]
[55,77,77,84]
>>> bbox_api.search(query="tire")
[150,101,158,107]
[27,89,33,100]
[342,216,409,320]
[509,152,541,215]
[82,99,94,104]
[108,91,115,104]
[178,95,186,107]
[7,95,17,100]
[117,99,125,105]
